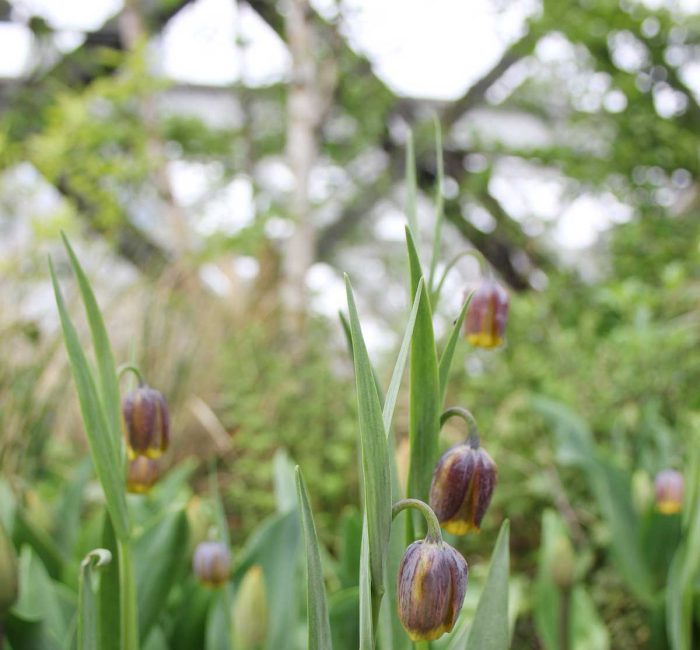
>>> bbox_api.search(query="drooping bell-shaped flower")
[397,538,468,641]
[464,278,509,349]
[122,385,170,459]
[429,440,497,535]
[193,541,231,588]
[655,469,683,515]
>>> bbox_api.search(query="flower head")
[397,538,468,641]
[429,441,497,535]
[193,541,231,588]
[122,385,170,459]
[464,278,509,348]
[655,469,683,515]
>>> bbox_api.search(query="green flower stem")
[117,539,139,650]
[440,407,479,448]
[117,364,145,387]
[414,641,430,650]
[432,249,490,306]
[392,499,442,544]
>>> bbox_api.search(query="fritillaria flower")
[122,385,170,459]
[193,541,231,588]
[655,469,684,515]
[397,538,468,641]
[429,440,497,535]
[464,278,509,349]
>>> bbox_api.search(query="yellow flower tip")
[466,332,502,349]
[656,499,682,515]
[126,481,153,495]
[407,622,452,642]
[442,519,480,535]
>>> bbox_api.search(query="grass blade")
[383,278,423,434]
[62,234,123,454]
[438,298,470,405]
[79,549,112,650]
[296,467,333,650]
[344,276,392,603]
[50,259,130,541]
[465,520,510,650]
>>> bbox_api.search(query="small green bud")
[193,541,231,588]
[126,456,160,494]
[631,469,654,514]
[549,536,575,590]
[429,440,497,535]
[464,278,509,349]
[0,521,18,616]
[122,385,170,459]
[655,469,683,515]
[232,565,267,649]
[397,539,468,641]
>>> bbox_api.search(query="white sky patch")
[555,194,632,249]
[0,23,32,77]
[158,0,289,85]
[10,0,122,30]
[340,0,534,99]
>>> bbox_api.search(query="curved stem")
[433,249,491,304]
[117,364,145,387]
[392,499,442,544]
[440,407,480,448]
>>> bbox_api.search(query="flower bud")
[397,539,468,641]
[126,456,160,494]
[193,541,231,588]
[464,278,509,348]
[429,441,497,535]
[233,565,267,649]
[0,521,18,616]
[549,536,575,590]
[655,469,683,515]
[122,385,170,459]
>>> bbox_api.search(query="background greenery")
[1,0,699,647]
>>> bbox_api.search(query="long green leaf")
[405,228,440,514]
[50,259,130,541]
[79,549,112,650]
[344,276,392,601]
[99,514,121,650]
[464,520,510,650]
[438,298,470,406]
[383,278,423,434]
[296,467,333,650]
[62,234,123,455]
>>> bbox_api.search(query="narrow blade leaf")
[296,467,333,650]
[438,298,470,405]
[50,260,130,541]
[344,276,392,598]
[465,520,510,650]
[405,229,440,510]
[62,234,123,453]
[383,278,423,434]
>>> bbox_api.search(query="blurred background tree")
[1,0,699,646]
